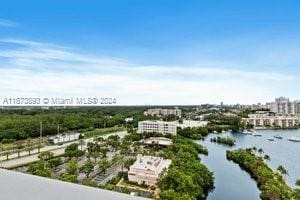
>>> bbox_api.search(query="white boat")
[243,130,252,135]
[287,137,300,142]
[274,135,283,139]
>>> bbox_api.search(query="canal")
[199,129,300,200]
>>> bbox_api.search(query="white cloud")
[0,39,297,105]
[0,19,18,27]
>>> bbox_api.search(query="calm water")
[199,129,300,200]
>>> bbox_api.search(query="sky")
[0,0,300,105]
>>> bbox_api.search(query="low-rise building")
[128,155,172,186]
[137,120,177,135]
[144,108,182,118]
[141,137,173,146]
[48,133,81,144]
[125,117,134,122]
[244,113,300,128]
[177,120,208,129]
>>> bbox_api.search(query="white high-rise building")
[267,97,300,115]
[137,120,177,135]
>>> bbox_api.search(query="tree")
[38,151,54,161]
[48,157,63,170]
[60,174,78,183]
[98,159,110,174]
[277,165,288,179]
[27,160,51,177]
[82,178,98,187]
[66,159,78,175]
[124,158,135,171]
[160,189,193,200]
[26,138,34,155]
[15,141,24,158]
[4,150,12,160]
[296,179,300,187]
[112,154,125,174]
[64,143,83,158]
[258,148,264,155]
[90,151,99,163]
[264,154,270,160]
[80,160,94,178]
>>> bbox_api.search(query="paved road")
[0,131,127,169]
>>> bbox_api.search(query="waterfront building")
[244,113,300,128]
[144,108,182,118]
[128,155,171,186]
[137,120,177,135]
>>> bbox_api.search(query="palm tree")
[112,154,125,175]
[258,148,264,156]
[98,159,110,174]
[26,138,33,155]
[277,165,289,179]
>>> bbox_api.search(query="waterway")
[199,129,300,200]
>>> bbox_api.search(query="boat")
[287,137,300,142]
[274,135,283,139]
[243,130,252,135]
[268,138,274,141]
[253,133,262,137]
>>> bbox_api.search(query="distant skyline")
[1,1,300,105]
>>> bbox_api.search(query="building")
[141,137,173,146]
[266,97,300,115]
[177,120,208,129]
[128,155,172,186]
[144,108,182,118]
[48,133,81,144]
[137,120,177,135]
[0,169,145,200]
[124,117,134,122]
[244,113,300,128]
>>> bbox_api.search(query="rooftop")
[130,155,171,172]
[0,169,146,200]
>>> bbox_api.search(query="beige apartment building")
[128,155,172,186]
[244,113,300,128]
[137,120,177,135]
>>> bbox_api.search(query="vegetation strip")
[226,148,300,200]
[158,137,214,200]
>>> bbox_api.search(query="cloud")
[0,39,297,105]
[0,19,18,27]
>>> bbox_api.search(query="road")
[0,131,128,169]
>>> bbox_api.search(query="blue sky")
[0,0,300,105]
